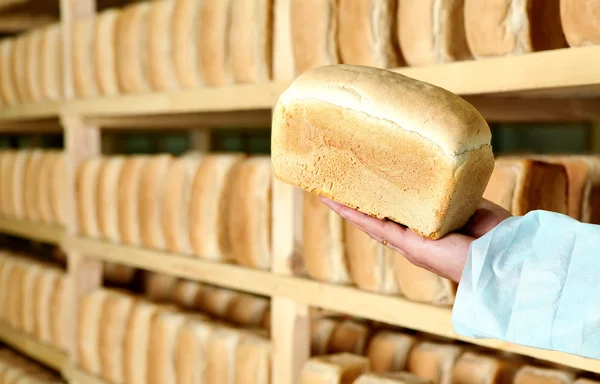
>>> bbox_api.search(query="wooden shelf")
[64,235,600,374]
[0,322,67,371]
[62,365,109,384]
[0,102,60,122]
[0,218,64,244]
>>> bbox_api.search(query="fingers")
[462,199,511,238]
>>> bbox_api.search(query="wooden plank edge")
[64,235,600,373]
[0,218,64,244]
[0,322,67,372]
[62,364,110,384]
[0,102,60,121]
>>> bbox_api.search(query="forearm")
[452,210,600,359]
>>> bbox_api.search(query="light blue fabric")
[453,210,600,359]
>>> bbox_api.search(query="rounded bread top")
[276,65,491,157]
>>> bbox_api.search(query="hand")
[320,197,511,283]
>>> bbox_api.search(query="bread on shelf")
[13,34,30,103]
[21,263,42,335]
[328,320,372,355]
[117,2,152,93]
[513,366,576,384]
[97,156,126,242]
[40,23,63,102]
[234,333,271,384]
[72,16,98,98]
[50,152,66,226]
[49,275,67,350]
[198,0,234,86]
[144,271,180,303]
[170,279,204,309]
[147,0,179,91]
[464,0,567,58]
[148,310,191,384]
[355,372,432,384]
[94,9,121,96]
[11,151,31,220]
[407,341,464,384]
[25,28,43,103]
[37,151,57,224]
[205,326,246,384]
[367,331,418,373]
[174,318,215,383]
[561,0,600,47]
[452,352,518,384]
[0,39,18,106]
[23,150,44,222]
[77,290,110,376]
[225,293,270,328]
[118,155,148,245]
[172,0,204,88]
[33,267,63,344]
[299,353,370,384]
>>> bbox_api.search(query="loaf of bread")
[225,293,270,327]
[483,158,568,216]
[355,373,432,384]
[94,9,121,96]
[118,156,148,245]
[139,154,173,249]
[393,252,457,305]
[328,320,372,355]
[148,0,178,91]
[205,326,245,384]
[0,39,18,106]
[452,352,517,384]
[40,24,63,101]
[366,331,417,373]
[144,271,179,302]
[11,151,31,219]
[72,16,98,98]
[98,291,136,383]
[97,156,125,242]
[7,260,25,329]
[513,366,576,384]
[300,353,369,384]
[50,153,66,226]
[172,0,203,88]
[398,0,471,66]
[103,263,136,286]
[407,342,463,384]
[77,290,110,375]
[148,310,190,384]
[228,156,272,269]
[33,268,62,343]
[37,151,56,224]
[23,150,43,222]
[0,152,15,216]
[117,2,151,93]
[175,318,215,384]
[13,34,30,103]
[229,0,272,84]
[171,279,204,309]
[189,154,245,260]
[234,333,271,384]
[162,154,204,255]
[338,0,400,68]
[345,220,398,294]
[464,0,567,58]
[76,157,103,237]
[561,0,600,47]
[575,379,600,384]
[198,0,233,86]
[272,65,494,239]
[199,285,238,318]
[290,0,339,75]
[25,28,43,103]
[302,191,350,283]
[49,275,67,350]
[21,263,42,335]
[311,317,339,355]
[0,255,12,321]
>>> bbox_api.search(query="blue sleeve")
[452,210,600,359]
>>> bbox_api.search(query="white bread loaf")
[407,342,463,384]
[366,331,417,373]
[97,156,126,242]
[170,279,204,309]
[290,0,339,75]
[144,272,179,302]
[0,39,18,106]
[98,291,136,384]
[338,0,400,68]
[300,353,369,384]
[398,0,471,66]
[75,157,103,237]
[464,0,567,58]
[21,263,42,334]
[94,9,121,96]
[0,151,13,215]
[25,28,43,103]
[311,317,339,355]
[23,150,43,222]
[188,154,246,260]
[77,290,109,375]
[513,366,576,384]
[228,156,272,269]
[148,311,190,384]
[37,151,56,224]
[205,327,245,384]
[327,320,372,355]
[302,191,350,284]
[452,352,517,384]
[139,154,173,249]
[40,24,63,102]
[118,156,148,245]
[198,0,233,86]
[172,0,203,88]
[117,2,151,93]
[393,253,456,305]
[13,34,30,103]
[49,275,67,350]
[7,260,25,329]
[162,154,204,255]
[50,153,66,226]
[272,65,494,239]
[345,220,398,294]
[72,16,98,98]
[199,286,238,318]
[225,293,270,327]
[103,263,136,286]
[561,0,600,47]
[33,268,62,343]
[175,319,215,384]
[229,0,272,84]
[0,256,12,321]
[11,151,31,219]
[123,301,176,384]
[148,0,178,91]
[234,334,271,384]
[355,372,432,384]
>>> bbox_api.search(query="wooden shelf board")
[65,235,600,373]
[0,218,64,244]
[0,322,67,371]
[0,102,60,122]
[62,365,109,384]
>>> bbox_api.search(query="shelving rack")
[0,0,598,383]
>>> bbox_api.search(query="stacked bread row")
[288,0,598,75]
[0,150,65,226]
[302,324,597,384]
[0,348,64,383]
[0,251,67,351]
[77,287,271,384]
[76,153,272,269]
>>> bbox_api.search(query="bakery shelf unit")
[0,0,598,383]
